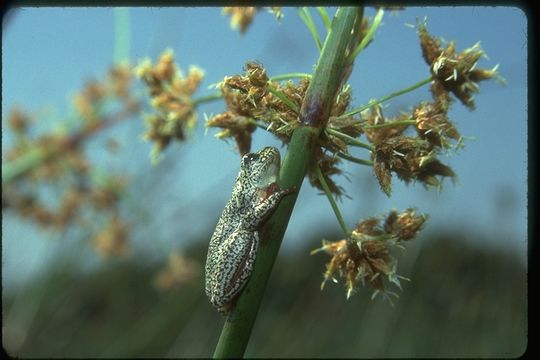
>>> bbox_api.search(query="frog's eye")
[242,153,259,167]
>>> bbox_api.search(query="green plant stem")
[341,75,433,118]
[2,147,47,185]
[212,7,360,358]
[316,7,331,31]
[315,163,350,236]
[337,151,373,166]
[193,91,223,106]
[298,7,322,51]
[363,119,416,129]
[113,7,130,63]
[248,119,269,131]
[270,73,312,81]
[325,127,373,150]
[349,8,384,61]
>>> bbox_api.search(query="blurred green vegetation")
[3,229,526,358]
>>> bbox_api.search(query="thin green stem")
[247,118,270,131]
[113,7,130,63]
[341,75,433,118]
[298,7,323,51]
[325,127,373,151]
[315,163,350,236]
[2,147,47,185]
[337,151,373,166]
[270,73,312,82]
[316,7,331,31]
[192,91,222,106]
[349,8,384,61]
[267,84,300,113]
[363,119,416,129]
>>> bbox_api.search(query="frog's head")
[240,146,281,187]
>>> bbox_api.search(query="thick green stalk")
[212,7,360,358]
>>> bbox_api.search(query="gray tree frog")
[205,146,295,313]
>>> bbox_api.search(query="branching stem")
[325,128,373,151]
[315,163,350,236]
[362,119,416,129]
[341,75,433,118]
[270,73,312,81]
[337,151,373,166]
[193,91,222,105]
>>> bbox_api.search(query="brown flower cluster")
[362,105,410,145]
[418,22,503,110]
[222,7,283,34]
[361,81,462,196]
[413,93,460,149]
[361,103,455,197]
[5,153,129,252]
[153,250,202,292]
[7,107,30,134]
[5,63,137,183]
[318,22,501,198]
[87,177,131,258]
[5,188,83,229]
[312,209,427,300]
[206,61,309,155]
[207,61,359,197]
[72,80,107,124]
[361,20,505,196]
[362,78,461,195]
[73,62,136,125]
[135,49,204,161]
[93,215,130,258]
[3,64,136,257]
[5,133,89,183]
[372,135,456,196]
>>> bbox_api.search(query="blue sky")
[2,7,527,289]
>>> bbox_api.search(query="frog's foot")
[265,183,297,198]
[217,301,234,315]
[282,186,297,195]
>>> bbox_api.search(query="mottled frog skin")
[205,147,294,313]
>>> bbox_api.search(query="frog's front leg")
[245,184,296,229]
[208,228,259,312]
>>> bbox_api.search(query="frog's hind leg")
[209,229,259,308]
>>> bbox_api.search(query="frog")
[205,146,295,313]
